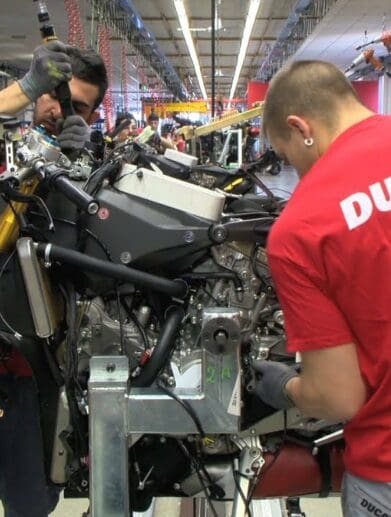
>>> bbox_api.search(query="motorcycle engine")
[75,240,289,390]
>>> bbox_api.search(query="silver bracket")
[89,356,130,517]
[88,309,243,517]
[5,132,15,175]
[230,435,264,517]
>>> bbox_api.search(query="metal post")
[210,0,216,160]
[89,356,130,517]
[211,0,216,119]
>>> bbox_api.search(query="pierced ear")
[286,115,311,139]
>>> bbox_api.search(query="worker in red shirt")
[252,60,391,515]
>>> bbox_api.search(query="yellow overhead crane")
[178,102,264,140]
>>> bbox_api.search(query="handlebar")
[37,162,99,214]
[51,174,99,214]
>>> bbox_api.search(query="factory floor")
[0,494,344,516]
[0,166,344,516]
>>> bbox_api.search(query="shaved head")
[263,60,362,140]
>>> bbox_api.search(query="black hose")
[132,307,184,387]
[35,243,188,299]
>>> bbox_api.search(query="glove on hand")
[57,116,91,152]
[18,41,72,102]
[252,360,299,410]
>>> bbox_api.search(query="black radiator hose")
[132,307,184,387]
[35,243,188,299]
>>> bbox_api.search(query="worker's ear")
[87,111,100,126]
[286,115,312,140]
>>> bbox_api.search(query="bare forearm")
[0,82,31,115]
[286,375,364,423]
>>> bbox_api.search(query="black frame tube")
[36,243,188,299]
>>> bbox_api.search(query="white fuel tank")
[115,164,225,222]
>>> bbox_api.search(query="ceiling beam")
[201,65,259,69]
[139,16,320,22]
[160,11,183,76]
[159,53,261,57]
[143,36,302,42]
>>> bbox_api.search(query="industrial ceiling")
[0,0,390,103]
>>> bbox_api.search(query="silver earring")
[304,137,314,147]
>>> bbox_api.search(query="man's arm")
[253,247,368,422]
[0,82,31,115]
[286,342,367,422]
[0,41,71,116]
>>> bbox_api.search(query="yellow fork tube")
[0,179,39,252]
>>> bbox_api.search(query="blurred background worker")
[138,112,177,152]
[137,111,160,145]
[112,111,138,145]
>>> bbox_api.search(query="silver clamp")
[230,435,264,517]
[44,243,52,268]
[231,435,264,476]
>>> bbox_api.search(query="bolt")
[120,251,132,264]
[173,483,181,491]
[136,170,143,179]
[250,448,258,457]
[250,428,256,435]
[259,349,269,359]
[184,230,195,243]
[106,363,116,373]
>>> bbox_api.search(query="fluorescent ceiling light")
[174,0,207,100]
[229,0,261,106]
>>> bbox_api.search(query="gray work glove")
[18,41,72,102]
[252,360,299,410]
[56,116,91,152]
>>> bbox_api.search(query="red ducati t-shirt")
[267,115,391,482]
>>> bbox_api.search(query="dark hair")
[66,47,108,110]
[148,112,159,122]
[263,60,361,140]
[115,111,135,128]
